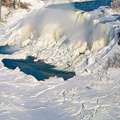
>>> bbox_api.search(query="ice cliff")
[4,4,117,70]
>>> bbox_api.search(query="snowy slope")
[0,0,120,120]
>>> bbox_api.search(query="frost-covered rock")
[111,1,120,12]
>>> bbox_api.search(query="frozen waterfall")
[5,4,115,69]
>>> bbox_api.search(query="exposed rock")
[111,1,120,12]
[107,52,120,68]
[117,32,120,45]
[118,40,120,45]
[1,0,31,9]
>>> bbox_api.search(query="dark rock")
[117,32,120,45]
[118,41,120,45]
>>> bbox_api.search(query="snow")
[0,0,120,120]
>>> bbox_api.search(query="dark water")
[2,56,75,81]
[48,0,115,12]
[74,0,115,11]
[0,45,19,55]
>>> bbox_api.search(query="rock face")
[111,1,120,12]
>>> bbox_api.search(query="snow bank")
[39,0,95,4]
[1,6,9,21]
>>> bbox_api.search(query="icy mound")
[5,5,116,69]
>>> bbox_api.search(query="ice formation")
[5,5,116,70]
[0,1,120,120]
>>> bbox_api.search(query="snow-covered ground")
[0,0,120,120]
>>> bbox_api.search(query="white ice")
[0,0,120,120]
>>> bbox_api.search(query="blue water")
[48,0,115,12]
[2,56,75,81]
[0,45,19,55]
[74,0,115,11]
